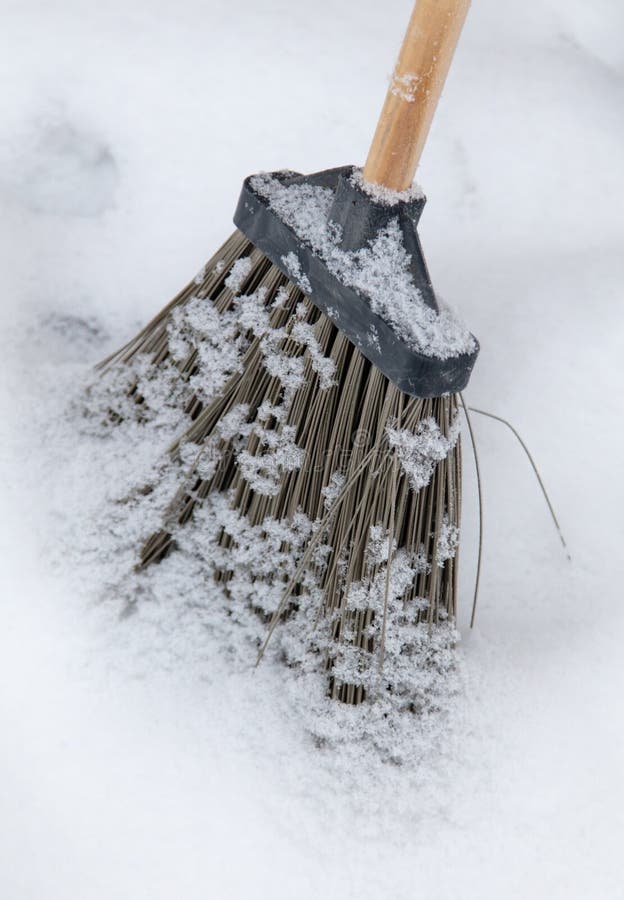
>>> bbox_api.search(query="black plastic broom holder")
[233,166,479,398]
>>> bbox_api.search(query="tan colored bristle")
[92,234,463,706]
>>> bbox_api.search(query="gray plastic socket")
[233,166,479,398]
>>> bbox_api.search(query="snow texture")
[224,255,253,294]
[387,413,461,491]
[435,516,461,568]
[350,166,425,205]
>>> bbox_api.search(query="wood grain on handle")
[362,0,471,192]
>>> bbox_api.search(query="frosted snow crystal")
[260,338,306,391]
[367,523,393,566]
[281,251,312,295]
[237,424,305,496]
[250,172,475,360]
[386,414,461,492]
[225,256,253,294]
[349,167,424,206]
[290,321,336,390]
[436,517,460,569]
[236,289,272,336]
[216,404,251,442]
[322,472,346,511]
[271,286,290,310]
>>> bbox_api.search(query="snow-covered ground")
[1,1,623,897]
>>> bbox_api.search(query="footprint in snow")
[4,116,119,218]
[23,312,111,366]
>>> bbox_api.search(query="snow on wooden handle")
[363,0,471,192]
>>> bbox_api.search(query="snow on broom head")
[83,0,477,710]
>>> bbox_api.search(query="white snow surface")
[2,1,624,898]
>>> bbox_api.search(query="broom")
[92,0,479,709]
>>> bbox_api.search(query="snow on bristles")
[224,255,253,294]
[82,232,258,429]
[386,413,460,491]
[436,516,461,569]
[322,472,346,511]
[237,425,305,496]
[290,321,337,389]
[85,226,464,756]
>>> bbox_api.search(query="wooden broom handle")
[362,0,471,191]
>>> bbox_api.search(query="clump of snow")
[366,523,394,566]
[271,285,290,310]
[237,425,305,496]
[322,471,346,511]
[250,172,475,360]
[350,167,424,206]
[281,250,312,294]
[290,320,336,389]
[216,403,251,442]
[224,255,253,294]
[386,413,461,491]
[436,516,460,568]
[261,336,307,390]
[236,288,271,336]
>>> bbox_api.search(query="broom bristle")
[88,232,463,707]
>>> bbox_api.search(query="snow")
[2,1,624,898]
[386,413,461,490]
[350,165,425,205]
[224,255,253,294]
[435,516,460,568]
[390,71,423,103]
[280,250,313,295]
